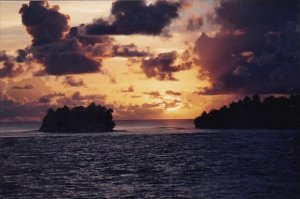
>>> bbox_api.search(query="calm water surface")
[0,120,299,198]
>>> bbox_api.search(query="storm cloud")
[194,0,300,94]
[141,51,192,81]
[19,1,102,75]
[19,1,69,46]
[112,44,149,57]
[85,0,181,35]
[31,39,101,75]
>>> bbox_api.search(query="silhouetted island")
[194,95,300,129]
[40,103,115,132]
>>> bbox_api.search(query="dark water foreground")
[0,121,299,198]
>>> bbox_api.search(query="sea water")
[0,120,299,198]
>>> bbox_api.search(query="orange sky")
[3,0,291,122]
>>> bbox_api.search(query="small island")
[194,95,300,129]
[40,103,115,132]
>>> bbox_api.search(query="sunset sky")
[0,0,299,122]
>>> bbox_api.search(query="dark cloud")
[68,27,114,58]
[19,1,70,46]
[0,50,32,78]
[141,51,192,80]
[0,61,24,78]
[63,76,85,87]
[19,1,102,75]
[112,43,149,57]
[36,50,100,76]
[29,38,101,75]
[0,51,9,61]
[38,92,65,103]
[30,35,101,76]
[15,49,30,63]
[187,16,203,31]
[68,26,114,46]
[143,91,162,98]
[11,84,34,90]
[194,0,300,95]
[0,49,31,63]
[85,0,181,36]
[165,90,181,96]
[32,41,101,75]
[121,85,134,93]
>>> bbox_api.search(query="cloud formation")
[187,15,203,31]
[141,51,192,81]
[165,90,181,96]
[19,1,69,46]
[143,91,162,98]
[19,1,102,75]
[71,91,106,101]
[194,0,300,94]
[0,51,9,62]
[0,50,31,78]
[0,89,109,122]
[38,92,65,103]
[62,76,86,87]
[0,61,25,78]
[85,0,181,36]
[112,44,149,57]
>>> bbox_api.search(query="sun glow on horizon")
[1,0,296,123]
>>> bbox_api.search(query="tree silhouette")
[40,103,115,132]
[194,95,300,129]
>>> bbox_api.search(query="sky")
[0,0,299,122]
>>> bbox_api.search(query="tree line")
[194,95,300,129]
[40,103,115,132]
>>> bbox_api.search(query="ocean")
[0,120,299,198]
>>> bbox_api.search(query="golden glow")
[0,1,225,120]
